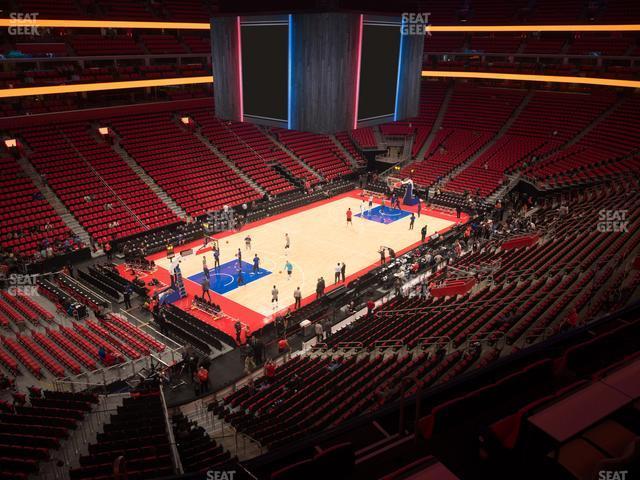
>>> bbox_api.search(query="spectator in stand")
[234,320,243,344]
[367,299,375,317]
[250,336,265,365]
[244,354,256,374]
[197,365,209,394]
[123,285,133,309]
[314,321,324,343]
[264,360,276,381]
[98,346,106,363]
[278,338,290,360]
[104,241,112,261]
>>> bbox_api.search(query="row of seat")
[0,155,72,257]
[71,392,174,480]
[0,391,92,478]
[110,112,262,217]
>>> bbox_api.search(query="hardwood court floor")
[155,192,457,318]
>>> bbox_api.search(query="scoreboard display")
[357,21,402,122]
[211,13,424,133]
[240,19,288,123]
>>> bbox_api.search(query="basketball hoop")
[386,176,404,191]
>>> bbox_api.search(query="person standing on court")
[201,277,211,301]
[316,278,323,299]
[409,213,415,230]
[271,285,279,305]
[340,262,346,282]
[244,235,252,250]
[346,208,353,227]
[294,287,302,309]
[284,260,293,280]
[213,248,220,271]
[202,257,210,280]
[334,263,342,283]
[417,198,422,218]
[421,224,428,243]
[253,254,260,273]
[379,248,386,265]
[284,233,290,253]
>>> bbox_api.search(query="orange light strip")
[1,18,640,32]
[421,70,640,88]
[0,19,209,29]
[0,76,214,98]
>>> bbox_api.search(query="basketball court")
[118,190,467,340]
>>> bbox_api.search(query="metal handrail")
[416,336,452,353]
[335,341,365,350]
[372,339,404,349]
[160,385,184,475]
[465,330,506,352]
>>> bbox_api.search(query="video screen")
[241,23,288,122]
[357,23,401,121]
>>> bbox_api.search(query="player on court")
[360,200,366,217]
[380,197,386,213]
[284,233,290,254]
[236,248,242,270]
[244,235,252,250]
[213,248,220,271]
[368,194,374,210]
[346,208,353,226]
[253,254,260,273]
[284,260,293,279]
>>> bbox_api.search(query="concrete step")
[15,155,92,244]
[260,127,325,181]
[103,124,188,220]
[372,125,385,150]
[190,125,266,196]
[329,134,360,169]
[415,83,454,161]
[37,394,126,480]
[439,89,534,188]
[565,96,626,148]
